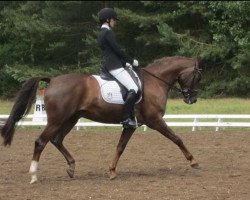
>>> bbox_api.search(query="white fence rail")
[1,114,250,132]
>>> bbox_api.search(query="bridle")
[142,64,201,101]
[179,70,199,102]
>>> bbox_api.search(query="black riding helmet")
[98,8,118,23]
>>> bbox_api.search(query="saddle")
[93,67,143,105]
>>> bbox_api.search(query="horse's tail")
[1,77,50,146]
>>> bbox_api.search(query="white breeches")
[109,68,139,93]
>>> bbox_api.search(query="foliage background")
[0,1,249,98]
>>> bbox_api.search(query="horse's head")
[143,56,202,104]
[177,61,202,104]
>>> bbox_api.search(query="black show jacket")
[98,27,133,71]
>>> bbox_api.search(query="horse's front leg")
[109,128,135,180]
[150,119,200,169]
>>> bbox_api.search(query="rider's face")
[109,18,116,28]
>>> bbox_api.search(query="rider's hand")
[125,62,133,69]
[132,59,139,67]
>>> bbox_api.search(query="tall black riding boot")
[122,89,137,129]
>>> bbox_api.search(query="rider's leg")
[122,89,137,127]
[109,68,138,128]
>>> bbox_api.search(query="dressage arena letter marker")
[32,93,47,122]
[36,105,41,111]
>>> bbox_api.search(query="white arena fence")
[0,114,250,132]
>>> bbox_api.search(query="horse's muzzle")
[181,89,197,105]
[183,96,197,104]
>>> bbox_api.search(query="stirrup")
[121,118,137,129]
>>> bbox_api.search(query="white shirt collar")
[101,24,111,30]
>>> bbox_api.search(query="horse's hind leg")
[50,136,75,178]
[50,117,79,178]
[151,119,200,169]
[109,128,135,180]
[29,123,62,184]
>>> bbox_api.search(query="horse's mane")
[146,56,196,69]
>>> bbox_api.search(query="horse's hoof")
[109,170,117,180]
[66,164,75,178]
[30,179,37,184]
[30,175,38,184]
[191,163,201,170]
[67,168,75,178]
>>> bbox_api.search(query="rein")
[142,68,181,92]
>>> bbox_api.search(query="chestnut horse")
[1,56,201,184]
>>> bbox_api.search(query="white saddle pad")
[93,75,142,105]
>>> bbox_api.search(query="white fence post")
[192,118,198,132]
[216,118,222,132]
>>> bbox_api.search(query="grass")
[167,98,250,114]
[0,100,14,114]
[1,98,249,115]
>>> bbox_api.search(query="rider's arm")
[105,30,134,64]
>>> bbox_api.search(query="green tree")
[0,1,101,97]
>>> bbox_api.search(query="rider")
[97,7,139,129]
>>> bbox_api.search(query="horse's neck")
[146,65,180,86]
[143,67,171,100]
